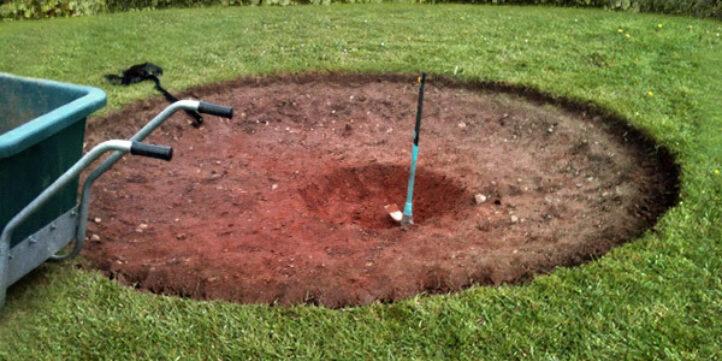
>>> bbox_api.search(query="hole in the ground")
[299,164,469,229]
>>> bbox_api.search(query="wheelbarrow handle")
[197,101,234,119]
[52,100,226,262]
[130,141,173,161]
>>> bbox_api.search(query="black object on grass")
[105,63,204,126]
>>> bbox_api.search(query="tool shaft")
[402,73,427,224]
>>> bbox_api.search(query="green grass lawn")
[1,4,720,359]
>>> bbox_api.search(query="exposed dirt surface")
[82,73,678,307]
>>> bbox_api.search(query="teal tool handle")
[403,144,419,217]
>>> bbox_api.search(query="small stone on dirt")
[510,215,519,223]
[90,234,101,242]
[458,122,467,129]
[474,194,487,205]
[271,183,279,190]
[93,217,102,224]
[176,233,187,240]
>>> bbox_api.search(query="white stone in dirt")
[90,234,101,242]
[474,194,487,205]
[458,122,467,129]
[93,217,101,224]
[271,183,279,190]
[510,215,519,223]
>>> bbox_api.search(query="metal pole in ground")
[401,72,427,226]
[0,238,8,308]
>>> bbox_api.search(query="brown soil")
[82,73,678,308]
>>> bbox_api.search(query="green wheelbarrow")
[0,73,233,309]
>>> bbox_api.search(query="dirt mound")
[82,73,678,307]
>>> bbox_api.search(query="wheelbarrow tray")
[1,73,105,286]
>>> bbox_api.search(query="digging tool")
[387,72,426,226]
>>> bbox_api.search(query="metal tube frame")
[51,100,200,261]
[1,100,200,308]
[0,140,134,307]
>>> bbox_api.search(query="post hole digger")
[385,72,427,227]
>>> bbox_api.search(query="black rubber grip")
[198,101,234,119]
[130,142,173,161]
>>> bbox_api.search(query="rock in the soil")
[90,234,101,242]
[135,223,148,233]
[271,183,279,190]
[474,193,487,205]
[458,122,467,129]
[510,215,519,223]
[93,217,102,224]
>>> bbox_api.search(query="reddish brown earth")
[82,74,678,307]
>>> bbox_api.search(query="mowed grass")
[0,4,720,359]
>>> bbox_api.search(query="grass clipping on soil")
[83,73,678,307]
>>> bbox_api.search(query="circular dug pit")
[83,74,678,307]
